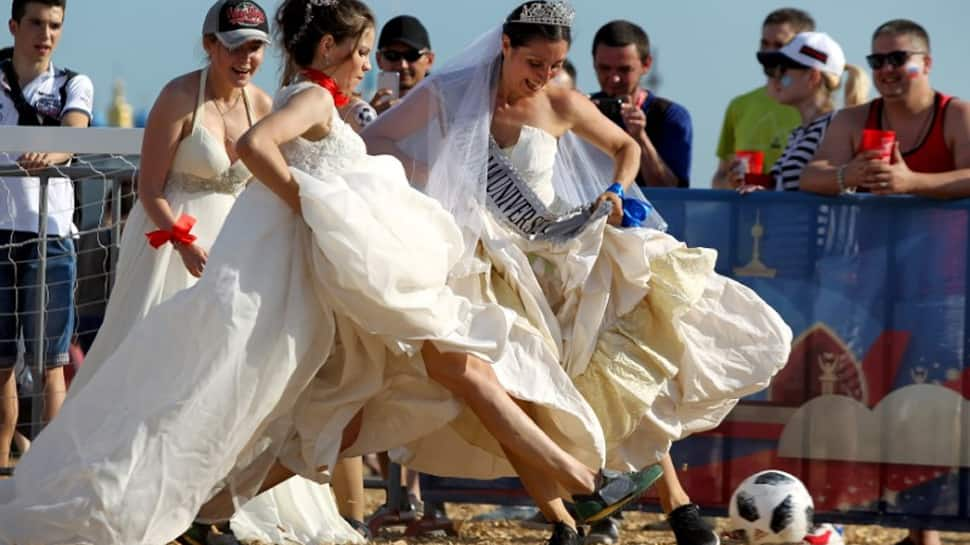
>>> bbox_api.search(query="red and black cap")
[202,0,270,50]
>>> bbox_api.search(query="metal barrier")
[0,157,137,443]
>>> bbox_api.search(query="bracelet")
[836,164,856,195]
[606,183,624,199]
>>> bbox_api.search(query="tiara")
[289,0,340,47]
[511,1,576,28]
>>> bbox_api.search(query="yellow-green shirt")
[715,86,801,170]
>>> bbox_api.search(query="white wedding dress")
[0,82,602,545]
[67,68,363,545]
[399,126,793,473]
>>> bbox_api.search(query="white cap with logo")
[758,32,847,78]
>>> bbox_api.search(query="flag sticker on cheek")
[905,64,921,79]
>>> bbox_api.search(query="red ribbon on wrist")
[146,214,198,249]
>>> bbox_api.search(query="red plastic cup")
[735,150,765,174]
[859,129,896,162]
[744,173,776,189]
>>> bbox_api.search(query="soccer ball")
[729,470,814,544]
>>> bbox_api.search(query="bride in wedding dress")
[364,0,793,538]
[0,2,662,544]
[64,2,361,543]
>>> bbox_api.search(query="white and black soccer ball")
[729,470,814,544]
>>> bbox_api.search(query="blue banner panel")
[420,190,970,530]
[651,190,969,529]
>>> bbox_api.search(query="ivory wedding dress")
[67,68,363,545]
[0,81,603,545]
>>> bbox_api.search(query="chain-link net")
[0,149,138,452]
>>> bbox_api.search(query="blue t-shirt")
[640,92,692,187]
[591,90,693,187]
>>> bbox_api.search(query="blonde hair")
[820,63,871,110]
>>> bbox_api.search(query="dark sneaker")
[170,522,242,545]
[573,465,663,523]
[585,516,621,545]
[343,516,372,540]
[548,522,583,545]
[668,503,719,545]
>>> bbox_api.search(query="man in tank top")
[801,19,970,197]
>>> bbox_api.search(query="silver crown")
[512,1,575,27]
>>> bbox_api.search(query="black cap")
[378,15,431,51]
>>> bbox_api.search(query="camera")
[593,96,625,125]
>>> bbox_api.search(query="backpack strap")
[0,59,66,126]
[57,67,78,120]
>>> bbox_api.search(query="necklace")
[206,74,246,150]
[210,91,245,153]
[881,96,935,153]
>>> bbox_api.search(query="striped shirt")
[771,112,834,191]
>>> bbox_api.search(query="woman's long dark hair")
[275,0,375,85]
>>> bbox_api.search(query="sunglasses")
[763,65,794,79]
[379,48,428,63]
[865,50,926,70]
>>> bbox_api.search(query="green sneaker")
[572,465,663,523]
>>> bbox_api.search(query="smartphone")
[377,71,400,99]
[593,96,625,125]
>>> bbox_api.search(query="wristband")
[606,183,624,199]
[146,214,198,249]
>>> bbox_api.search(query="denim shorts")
[0,230,76,369]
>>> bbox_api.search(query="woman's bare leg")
[421,343,597,496]
[196,410,364,522]
[332,456,365,521]
[655,453,690,514]
[196,461,297,522]
[0,370,16,472]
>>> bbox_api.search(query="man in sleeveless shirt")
[590,20,692,188]
[0,0,94,477]
[801,20,970,545]
[802,19,970,197]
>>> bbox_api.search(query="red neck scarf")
[301,68,349,107]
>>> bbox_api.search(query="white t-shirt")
[0,62,94,236]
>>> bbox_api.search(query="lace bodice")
[501,125,561,211]
[275,82,368,179]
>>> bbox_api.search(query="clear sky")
[41,0,970,187]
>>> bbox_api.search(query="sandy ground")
[358,490,970,545]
